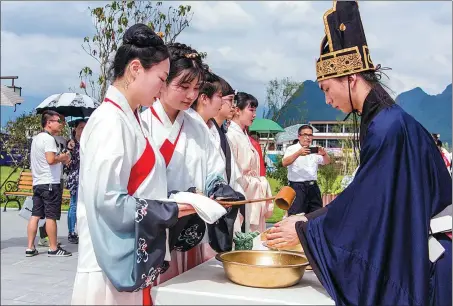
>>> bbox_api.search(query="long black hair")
[234,92,258,110]
[191,66,222,110]
[166,43,205,86]
[218,76,235,97]
[345,65,394,165]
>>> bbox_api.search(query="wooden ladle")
[216,186,296,211]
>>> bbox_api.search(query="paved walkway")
[1,209,77,305]
[1,208,275,305]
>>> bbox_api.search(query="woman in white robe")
[186,68,246,255]
[141,43,244,283]
[187,71,245,232]
[227,92,274,233]
[72,25,200,306]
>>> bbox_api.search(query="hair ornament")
[185,52,200,59]
[374,64,392,80]
[233,90,238,106]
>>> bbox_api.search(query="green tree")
[1,113,42,168]
[267,155,288,187]
[264,77,305,127]
[1,113,70,168]
[74,1,195,103]
[339,119,360,176]
[317,154,343,195]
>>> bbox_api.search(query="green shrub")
[267,155,288,187]
[317,154,345,195]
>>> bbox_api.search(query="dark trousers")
[287,181,323,216]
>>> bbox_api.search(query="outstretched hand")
[265,215,307,249]
[176,203,196,218]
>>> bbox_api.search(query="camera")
[309,147,319,154]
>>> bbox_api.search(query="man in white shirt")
[282,125,330,216]
[36,114,71,248]
[26,110,72,257]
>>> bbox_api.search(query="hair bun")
[167,42,202,62]
[123,23,163,48]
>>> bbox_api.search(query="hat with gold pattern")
[316,1,375,81]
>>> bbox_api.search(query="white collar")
[229,121,245,134]
[152,99,185,142]
[105,85,145,136]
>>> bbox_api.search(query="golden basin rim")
[216,250,310,268]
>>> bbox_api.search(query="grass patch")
[265,177,285,224]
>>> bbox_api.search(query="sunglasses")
[49,119,63,124]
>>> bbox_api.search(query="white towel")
[430,204,452,234]
[170,192,227,224]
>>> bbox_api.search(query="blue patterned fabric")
[297,101,452,305]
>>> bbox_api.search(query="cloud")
[431,3,452,26]
[182,1,255,33]
[0,1,95,38]
[0,0,451,127]
[1,30,98,98]
[356,2,452,95]
[263,1,318,27]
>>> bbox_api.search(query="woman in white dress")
[141,44,244,282]
[187,68,246,254]
[71,24,199,306]
[227,92,274,233]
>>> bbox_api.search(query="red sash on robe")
[152,109,201,272]
[151,107,184,167]
[104,98,156,306]
[249,136,266,176]
[441,151,451,168]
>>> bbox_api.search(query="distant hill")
[270,80,343,127]
[272,81,452,145]
[396,84,452,145]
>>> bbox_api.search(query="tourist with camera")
[282,124,330,216]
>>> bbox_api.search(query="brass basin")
[216,250,309,288]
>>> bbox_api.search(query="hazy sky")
[1,1,451,125]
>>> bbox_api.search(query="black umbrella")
[36,93,100,117]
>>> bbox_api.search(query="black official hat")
[316,1,375,81]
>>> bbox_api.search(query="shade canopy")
[249,119,284,133]
[36,93,99,117]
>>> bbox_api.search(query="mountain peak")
[302,80,319,89]
[406,86,426,95]
[442,84,452,95]
[396,86,427,105]
[276,80,451,145]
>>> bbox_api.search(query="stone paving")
[1,209,77,305]
[1,208,275,305]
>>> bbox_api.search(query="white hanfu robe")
[185,109,244,195]
[72,86,179,305]
[141,101,241,282]
[227,121,274,233]
[186,109,245,234]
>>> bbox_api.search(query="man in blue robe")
[267,1,452,305]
